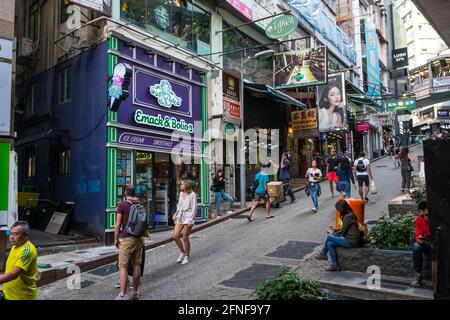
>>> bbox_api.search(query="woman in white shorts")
[172,179,197,265]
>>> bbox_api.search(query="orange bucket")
[335,197,365,229]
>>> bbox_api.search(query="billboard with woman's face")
[317,73,347,132]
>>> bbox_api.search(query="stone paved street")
[38,146,423,300]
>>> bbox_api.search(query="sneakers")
[290,199,297,204]
[311,207,317,213]
[411,273,423,287]
[314,253,328,261]
[176,252,185,263]
[364,197,369,202]
[115,294,128,300]
[227,210,234,214]
[181,256,190,265]
[326,264,340,272]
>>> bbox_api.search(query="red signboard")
[356,122,370,132]
[223,99,241,125]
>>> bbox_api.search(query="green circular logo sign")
[265,15,298,39]
[224,123,235,135]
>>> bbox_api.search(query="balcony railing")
[411,81,432,101]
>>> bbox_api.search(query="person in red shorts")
[326,149,340,198]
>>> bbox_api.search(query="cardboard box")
[267,181,283,197]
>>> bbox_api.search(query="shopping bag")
[370,180,377,194]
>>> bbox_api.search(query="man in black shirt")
[326,149,340,198]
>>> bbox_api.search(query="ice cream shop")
[104,36,210,244]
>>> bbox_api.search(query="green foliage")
[370,213,416,248]
[411,188,427,204]
[254,267,328,300]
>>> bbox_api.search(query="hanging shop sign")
[0,37,13,135]
[108,62,132,112]
[265,15,298,39]
[273,47,327,89]
[223,99,241,125]
[149,80,182,109]
[291,108,317,131]
[134,109,194,133]
[224,123,236,135]
[69,0,112,16]
[223,73,240,102]
[437,109,450,118]
[387,97,417,111]
[392,47,408,69]
[317,73,347,132]
[433,76,450,88]
[356,122,370,133]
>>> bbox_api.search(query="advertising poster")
[317,73,347,132]
[226,0,253,20]
[365,18,381,104]
[273,47,327,89]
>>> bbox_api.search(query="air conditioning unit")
[17,37,33,58]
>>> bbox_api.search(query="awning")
[244,81,307,109]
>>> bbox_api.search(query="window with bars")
[26,146,36,178]
[58,66,72,104]
[29,0,39,41]
[58,148,71,175]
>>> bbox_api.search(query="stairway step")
[319,271,433,300]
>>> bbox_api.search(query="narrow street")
[37,146,423,300]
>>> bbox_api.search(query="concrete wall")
[0,0,14,38]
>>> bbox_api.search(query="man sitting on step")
[411,201,431,287]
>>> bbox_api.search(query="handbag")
[407,160,414,172]
[305,182,310,196]
[370,179,377,194]
[172,210,180,222]
[210,185,217,192]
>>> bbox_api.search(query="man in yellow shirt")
[0,221,38,300]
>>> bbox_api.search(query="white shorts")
[176,212,195,225]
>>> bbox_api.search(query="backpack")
[356,159,366,173]
[125,200,148,237]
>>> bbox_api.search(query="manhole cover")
[266,241,320,260]
[220,263,282,290]
[88,264,117,277]
[80,280,96,289]
[358,278,433,291]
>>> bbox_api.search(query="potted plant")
[254,267,328,300]
[369,213,416,249]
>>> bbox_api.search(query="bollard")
[0,229,7,273]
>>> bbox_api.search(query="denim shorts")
[255,192,268,201]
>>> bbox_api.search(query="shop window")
[120,0,211,56]
[116,150,132,204]
[58,66,71,104]
[58,148,71,175]
[26,146,36,178]
[176,160,201,198]
[29,0,39,41]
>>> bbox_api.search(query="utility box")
[424,140,450,299]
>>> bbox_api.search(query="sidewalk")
[35,144,421,287]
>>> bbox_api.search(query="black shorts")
[357,175,370,187]
[255,192,269,201]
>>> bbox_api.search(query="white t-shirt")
[306,168,322,182]
[354,158,370,176]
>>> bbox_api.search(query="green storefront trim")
[201,74,210,219]
[0,141,10,212]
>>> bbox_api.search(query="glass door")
[153,153,170,227]
[134,151,154,227]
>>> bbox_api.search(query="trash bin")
[335,197,365,229]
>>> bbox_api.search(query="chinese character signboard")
[291,108,317,132]
[387,98,417,111]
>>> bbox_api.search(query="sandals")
[265,216,274,219]
[246,215,252,222]
[132,292,140,300]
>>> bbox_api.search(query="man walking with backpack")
[114,185,148,300]
[353,152,372,202]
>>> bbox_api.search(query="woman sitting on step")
[314,199,361,271]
